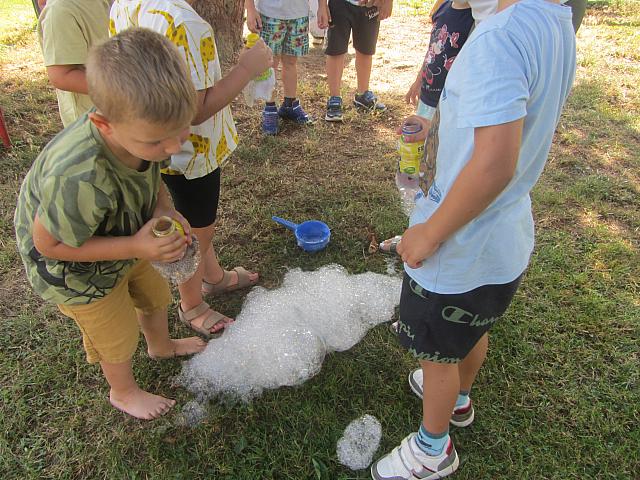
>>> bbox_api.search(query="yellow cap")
[246,32,260,48]
[173,219,185,236]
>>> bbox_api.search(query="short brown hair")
[86,27,196,127]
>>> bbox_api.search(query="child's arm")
[398,118,524,268]
[317,0,331,29]
[32,214,188,264]
[45,64,89,94]
[192,40,273,124]
[244,0,263,33]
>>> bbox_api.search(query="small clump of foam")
[176,264,401,404]
[152,237,201,285]
[337,414,382,470]
[176,400,207,427]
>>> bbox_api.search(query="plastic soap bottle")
[151,216,201,285]
[396,120,425,215]
[242,33,276,106]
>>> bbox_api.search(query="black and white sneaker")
[325,96,344,122]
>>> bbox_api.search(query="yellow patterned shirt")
[110,0,239,179]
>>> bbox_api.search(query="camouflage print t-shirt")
[14,114,166,305]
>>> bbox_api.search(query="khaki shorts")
[58,260,172,364]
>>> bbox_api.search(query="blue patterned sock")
[456,390,470,408]
[415,424,449,456]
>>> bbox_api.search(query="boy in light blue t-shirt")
[371,0,576,478]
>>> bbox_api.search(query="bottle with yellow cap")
[150,216,201,285]
[395,120,425,215]
[243,33,276,106]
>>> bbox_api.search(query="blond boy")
[15,29,206,420]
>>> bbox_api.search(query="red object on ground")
[0,108,10,149]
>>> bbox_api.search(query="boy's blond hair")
[87,27,196,127]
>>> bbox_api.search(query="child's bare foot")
[148,336,207,360]
[109,387,176,420]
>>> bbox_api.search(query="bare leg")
[202,226,258,296]
[420,360,459,433]
[459,333,488,392]
[179,224,232,332]
[270,56,281,102]
[103,359,176,420]
[281,54,298,98]
[355,50,373,94]
[137,308,206,359]
[326,53,345,97]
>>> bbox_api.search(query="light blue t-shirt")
[406,0,576,294]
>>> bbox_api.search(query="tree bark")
[192,0,244,64]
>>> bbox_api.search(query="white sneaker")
[409,369,475,427]
[371,433,459,480]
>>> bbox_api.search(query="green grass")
[1,0,639,479]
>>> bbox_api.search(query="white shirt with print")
[110,0,238,179]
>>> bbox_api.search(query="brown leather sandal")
[202,266,258,296]
[178,302,233,339]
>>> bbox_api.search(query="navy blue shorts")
[398,273,522,363]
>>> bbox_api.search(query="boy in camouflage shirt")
[15,29,206,420]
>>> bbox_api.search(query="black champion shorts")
[161,168,221,228]
[325,0,380,56]
[397,273,522,364]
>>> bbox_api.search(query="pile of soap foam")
[177,264,401,403]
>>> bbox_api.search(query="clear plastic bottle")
[151,216,201,285]
[396,120,425,215]
[242,33,276,106]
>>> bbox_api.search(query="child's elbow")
[33,235,53,257]
[32,231,62,258]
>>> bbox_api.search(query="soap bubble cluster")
[152,237,200,285]
[176,264,401,403]
[176,400,207,427]
[337,414,383,470]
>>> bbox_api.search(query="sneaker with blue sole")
[371,433,459,480]
[354,90,386,113]
[262,104,279,135]
[278,99,315,124]
[409,368,475,427]
[325,95,344,122]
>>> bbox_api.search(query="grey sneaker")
[409,368,475,427]
[354,90,386,113]
[371,433,459,480]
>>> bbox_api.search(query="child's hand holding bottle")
[238,37,273,79]
[240,35,275,106]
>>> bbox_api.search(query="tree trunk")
[192,0,244,64]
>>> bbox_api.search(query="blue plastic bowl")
[295,220,331,252]
[272,216,331,253]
